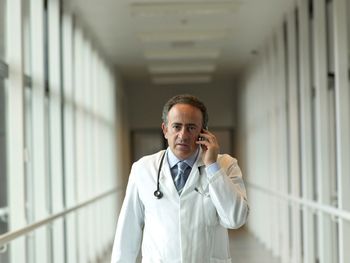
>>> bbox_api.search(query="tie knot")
[177,161,188,172]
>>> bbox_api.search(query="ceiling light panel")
[139,30,229,43]
[170,41,196,49]
[148,63,216,74]
[152,75,212,84]
[144,49,220,60]
[130,1,241,16]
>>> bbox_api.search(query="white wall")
[125,79,238,130]
[236,1,350,263]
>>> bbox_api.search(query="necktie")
[174,161,189,195]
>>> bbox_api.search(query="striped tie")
[174,161,189,195]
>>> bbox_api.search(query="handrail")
[247,182,350,221]
[0,187,121,247]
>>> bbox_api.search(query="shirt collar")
[167,146,199,169]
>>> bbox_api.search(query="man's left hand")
[196,129,220,166]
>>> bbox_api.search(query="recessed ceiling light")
[148,63,216,74]
[170,41,196,48]
[139,30,230,43]
[144,49,220,60]
[152,75,212,84]
[130,1,241,16]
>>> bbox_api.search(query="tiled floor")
[229,228,281,263]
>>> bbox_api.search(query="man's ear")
[161,123,168,139]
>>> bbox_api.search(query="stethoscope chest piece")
[154,190,163,199]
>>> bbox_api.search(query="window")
[0,78,8,263]
[1,0,121,262]
[0,0,6,60]
[0,2,8,263]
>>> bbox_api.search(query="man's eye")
[188,126,197,132]
[173,125,181,130]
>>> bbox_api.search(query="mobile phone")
[198,128,206,141]
[198,129,207,150]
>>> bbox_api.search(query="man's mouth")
[176,143,188,147]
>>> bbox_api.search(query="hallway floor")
[105,227,281,262]
[229,228,281,263]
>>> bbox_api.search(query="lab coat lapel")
[196,149,205,168]
[181,149,206,195]
[159,155,180,200]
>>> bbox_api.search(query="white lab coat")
[111,148,249,263]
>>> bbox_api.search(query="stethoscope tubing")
[154,151,166,199]
[153,150,203,199]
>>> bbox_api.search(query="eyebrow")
[172,123,198,127]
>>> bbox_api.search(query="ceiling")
[66,0,295,85]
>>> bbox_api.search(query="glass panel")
[23,0,31,75]
[0,78,9,262]
[0,0,6,60]
[23,0,33,232]
[347,0,350,128]
[309,2,317,203]
[24,1,34,260]
[326,0,337,208]
[25,86,35,263]
[0,0,7,232]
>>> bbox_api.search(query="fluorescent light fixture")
[144,49,220,60]
[130,1,240,16]
[170,41,196,48]
[148,63,216,74]
[139,31,229,43]
[152,75,212,84]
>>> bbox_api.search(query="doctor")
[111,94,249,263]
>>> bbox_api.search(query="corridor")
[101,228,282,263]
[1,0,350,262]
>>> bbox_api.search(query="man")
[111,94,249,263]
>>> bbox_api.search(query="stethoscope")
[153,150,203,199]
[154,151,166,199]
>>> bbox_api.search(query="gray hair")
[161,94,208,129]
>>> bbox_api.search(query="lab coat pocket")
[203,195,219,226]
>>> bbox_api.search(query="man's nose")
[178,127,189,138]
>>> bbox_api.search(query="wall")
[236,1,350,263]
[125,79,238,130]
